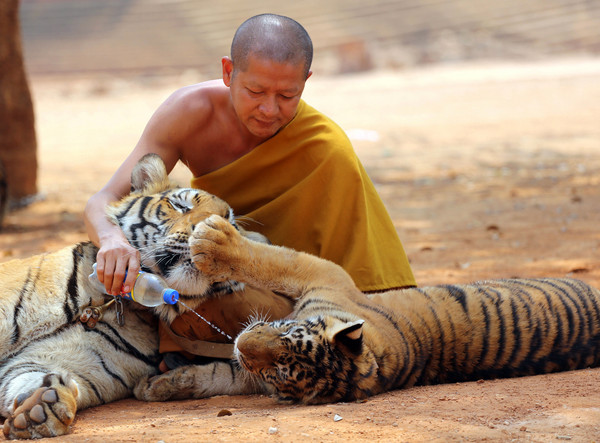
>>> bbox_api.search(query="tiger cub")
[0,154,288,439]
[135,214,600,405]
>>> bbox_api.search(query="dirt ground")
[1,57,600,441]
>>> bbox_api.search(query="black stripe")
[11,257,47,345]
[64,246,84,323]
[511,280,569,349]
[10,268,31,345]
[561,279,600,337]
[76,372,105,404]
[123,196,161,247]
[481,286,505,368]
[355,302,416,388]
[505,297,523,366]
[0,362,47,392]
[509,283,547,361]
[543,279,583,347]
[517,280,563,350]
[443,285,469,313]
[114,198,139,220]
[88,324,158,366]
[424,304,446,383]
[441,287,461,374]
[471,287,493,370]
[414,288,446,383]
[5,322,77,361]
[96,352,130,389]
[546,279,590,345]
[227,361,236,380]
[295,295,341,313]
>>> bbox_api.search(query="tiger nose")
[236,330,278,368]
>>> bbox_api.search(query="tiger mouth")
[236,351,253,372]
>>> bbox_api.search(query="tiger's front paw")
[190,214,244,280]
[3,374,78,439]
[134,368,194,402]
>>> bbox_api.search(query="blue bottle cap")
[162,288,179,305]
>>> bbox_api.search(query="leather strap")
[163,325,235,359]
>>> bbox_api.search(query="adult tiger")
[135,214,600,405]
[0,154,292,439]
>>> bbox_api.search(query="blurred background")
[19,0,600,78]
[1,0,599,290]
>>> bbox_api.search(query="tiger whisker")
[234,215,263,227]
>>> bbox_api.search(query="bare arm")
[84,87,203,295]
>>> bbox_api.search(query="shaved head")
[231,14,313,78]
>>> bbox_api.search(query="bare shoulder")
[163,80,228,119]
[142,80,229,153]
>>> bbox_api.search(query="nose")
[258,95,278,117]
[236,329,278,369]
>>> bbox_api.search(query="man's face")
[223,56,310,140]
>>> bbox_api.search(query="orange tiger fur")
[135,214,600,405]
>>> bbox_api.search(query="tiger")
[134,213,600,405]
[0,154,292,439]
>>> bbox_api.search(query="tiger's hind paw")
[3,374,78,439]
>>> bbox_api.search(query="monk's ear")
[306,70,313,80]
[222,57,234,86]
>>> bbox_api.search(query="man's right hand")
[95,237,141,296]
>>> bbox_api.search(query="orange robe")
[191,100,415,291]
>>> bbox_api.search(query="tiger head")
[234,315,378,404]
[105,154,259,311]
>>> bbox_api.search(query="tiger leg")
[2,373,78,439]
[190,215,354,296]
[133,361,265,402]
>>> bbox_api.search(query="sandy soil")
[1,57,600,441]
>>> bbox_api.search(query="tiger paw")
[190,214,244,280]
[3,374,78,439]
[134,370,192,402]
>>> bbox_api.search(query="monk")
[84,13,416,371]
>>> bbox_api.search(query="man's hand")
[95,236,140,295]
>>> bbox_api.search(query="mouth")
[236,351,253,372]
[155,251,184,275]
[252,117,278,128]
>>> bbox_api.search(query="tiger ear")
[130,153,171,193]
[330,319,365,354]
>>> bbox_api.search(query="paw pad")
[41,389,58,403]
[30,404,47,423]
[13,413,27,430]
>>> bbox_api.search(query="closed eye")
[168,198,192,213]
[227,209,241,230]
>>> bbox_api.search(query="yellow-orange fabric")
[191,100,416,291]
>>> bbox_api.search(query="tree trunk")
[0,0,38,215]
